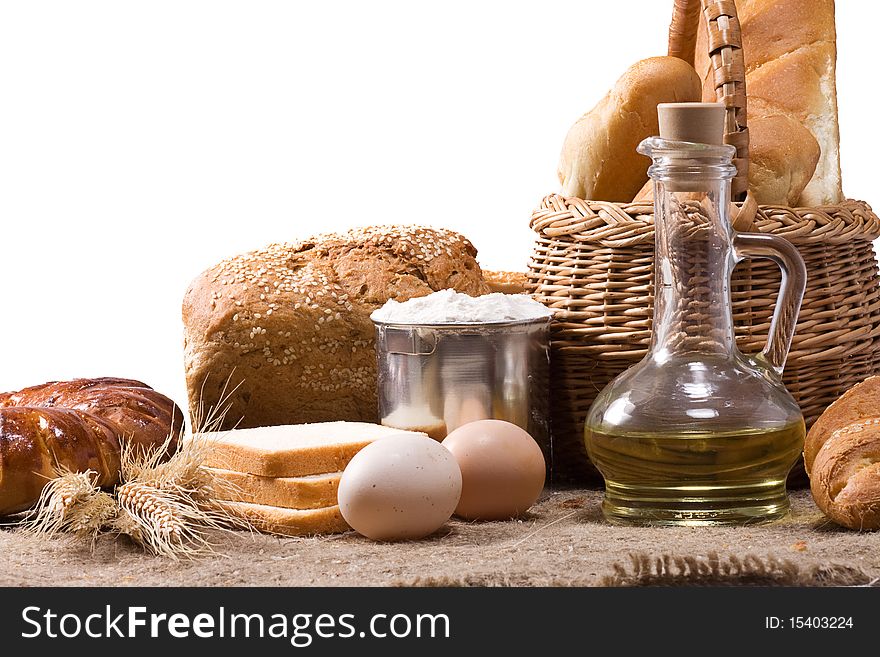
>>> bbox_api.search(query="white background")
[1,1,876,412]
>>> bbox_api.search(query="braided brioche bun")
[0,377,184,515]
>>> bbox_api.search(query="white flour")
[370,289,553,324]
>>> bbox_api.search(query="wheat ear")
[114,481,218,558]
[110,378,250,557]
[25,469,117,540]
[117,378,243,505]
[22,373,249,557]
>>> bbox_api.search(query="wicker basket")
[527,0,880,483]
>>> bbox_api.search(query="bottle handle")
[732,232,807,375]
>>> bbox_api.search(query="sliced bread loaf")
[222,500,349,536]
[207,467,340,509]
[196,421,426,477]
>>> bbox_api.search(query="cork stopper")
[657,102,726,145]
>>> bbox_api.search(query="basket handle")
[668,0,750,203]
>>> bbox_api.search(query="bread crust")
[693,0,841,205]
[183,226,489,430]
[0,377,184,515]
[202,436,375,478]
[220,501,350,536]
[558,56,701,202]
[804,376,880,473]
[483,270,527,295]
[810,419,880,530]
[206,468,340,509]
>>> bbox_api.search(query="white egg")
[338,433,462,541]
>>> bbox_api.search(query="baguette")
[633,98,820,207]
[804,376,880,473]
[810,419,880,530]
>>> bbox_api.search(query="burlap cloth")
[1,489,877,587]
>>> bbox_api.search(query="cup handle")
[732,232,807,375]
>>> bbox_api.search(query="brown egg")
[442,419,546,520]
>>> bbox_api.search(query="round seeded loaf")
[183,225,490,430]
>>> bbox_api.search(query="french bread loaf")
[803,377,880,530]
[558,56,702,202]
[0,378,184,516]
[183,226,489,430]
[744,99,821,206]
[803,376,880,473]
[810,419,880,530]
[693,0,841,205]
[633,97,821,206]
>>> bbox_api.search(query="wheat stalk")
[23,374,249,557]
[64,491,117,539]
[108,378,250,557]
[114,481,206,559]
[112,442,248,558]
[25,469,116,541]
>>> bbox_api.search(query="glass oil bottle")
[584,103,808,526]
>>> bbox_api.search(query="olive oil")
[584,421,805,525]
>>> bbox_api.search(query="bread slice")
[195,422,426,477]
[207,467,340,509]
[381,405,447,441]
[222,500,349,537]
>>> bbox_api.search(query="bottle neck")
[649,178,737,361]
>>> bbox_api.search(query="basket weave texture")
[527,0,880,482]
